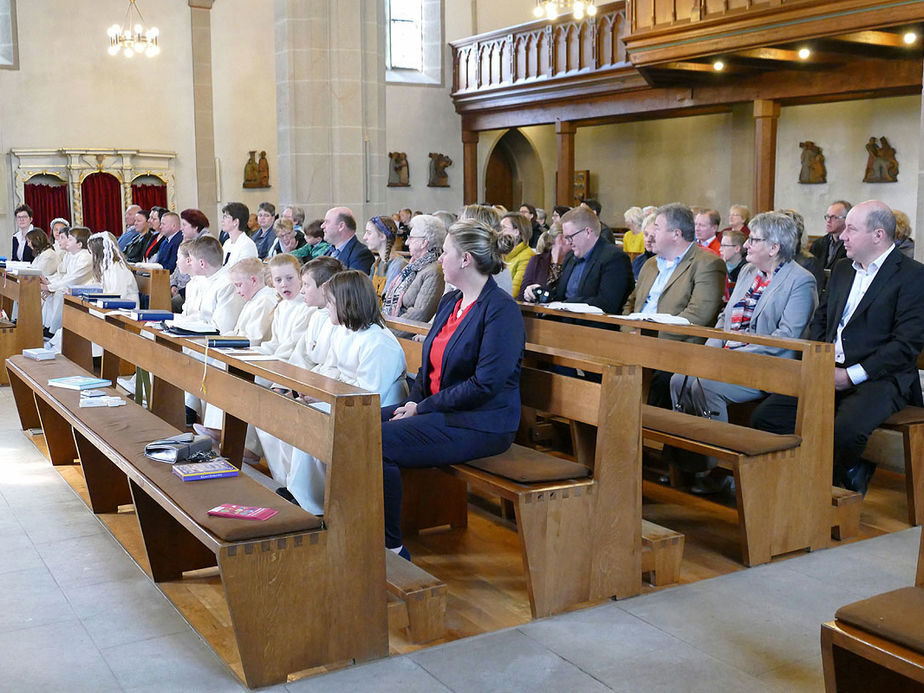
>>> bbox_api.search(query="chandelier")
[533,0,598,21]
[107,0,160,58]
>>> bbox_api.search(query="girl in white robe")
[254,254,312,361]
[283,270,407,515]
[87,231,140,305]
[28,229,60,277]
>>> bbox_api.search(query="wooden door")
[484,147,514,210]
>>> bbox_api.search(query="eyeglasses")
[563,227,588,242]
[719,243,739,249]
[824,214,846,222]
[746,236,767,244]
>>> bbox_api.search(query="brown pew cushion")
[465,444,591,483]
[883,406,924,427]
[835,586,924,655]
[642,405,801,457]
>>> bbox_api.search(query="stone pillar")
[275,0,386,222]
[556,120,576,206]
[462,130,479,205]
[189,1,217,221]
[753,99,780,214]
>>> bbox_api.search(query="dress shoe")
[841,459,877,497]
[275,486,300,506]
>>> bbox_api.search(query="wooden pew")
[386,316,686,617]
[876,350,924,526]
[517,304,839,566]
[130,264,171,311]
[0,271,43,385]
[821,529,924,691]
[12,297,391,687]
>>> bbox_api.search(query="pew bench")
[0,271,43,385]
[7,354,327,688]
[58,297,448,652]
[880,406,924,527]
[387,316,685,618]
[519,306,842,566]
[41,298,396,686]
[821,529,924,691]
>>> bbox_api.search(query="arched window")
[0,0,17,69]
[386,0,441,85]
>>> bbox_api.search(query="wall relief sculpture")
[427,153,452,187]
[798,141,826,184]
[863,136,898,183]
[388,152,410,187]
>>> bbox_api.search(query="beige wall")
[775,95,920,239]
[211,0,278,223]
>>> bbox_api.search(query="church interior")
[1,0,923,690]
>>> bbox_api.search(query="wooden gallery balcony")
[450,0,924,207]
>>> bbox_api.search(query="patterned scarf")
[383,250,438,316]
[725,262,785,348]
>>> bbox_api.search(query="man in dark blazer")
[810,199,851,277]
[528,205,632,314]
[153,211,183,273]
[753,200,924,495]
[321,206,374,274]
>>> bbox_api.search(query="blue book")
[129,309,174,321]
[47,375,112,391]
[68,286,104,297]
[94,299,137,309]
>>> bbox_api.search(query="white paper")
[622,312,691,325]
[545,302,605,315]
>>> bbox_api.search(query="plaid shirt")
[725,262,785,347]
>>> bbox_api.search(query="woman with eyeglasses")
[382,214,446,324]
[669,211,818,494]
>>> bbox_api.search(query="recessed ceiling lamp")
[107,0,160,59]
[904,31,918,45]
[798,47,811,59]
[533,1,598,22]
[713,60,725,71]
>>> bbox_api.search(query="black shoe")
[275,486,300,507]
[397,546,411,561]
[690,471,734,496]
[841,459,877,497]
[42,327,54,339]
[185,406,198,427]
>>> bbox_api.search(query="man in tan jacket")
[624,202,726,340]
[623,202,726,406]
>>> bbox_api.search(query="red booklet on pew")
[207,504,278,521]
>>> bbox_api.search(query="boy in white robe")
[254,253,312,361]
[256,256,344,483]
[41,226,95,335]
[177,241,206,321]
[185,235,245,333]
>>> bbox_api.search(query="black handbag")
[673,374,718,419]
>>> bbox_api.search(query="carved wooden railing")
[451,2,629,95]
[630,0,816,34]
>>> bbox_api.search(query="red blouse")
[428,298,475,395]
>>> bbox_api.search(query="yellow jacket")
[505,242,535,298]
[622,230,646,254]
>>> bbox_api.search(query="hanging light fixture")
[532,0,598,21]
[107,0,160,59]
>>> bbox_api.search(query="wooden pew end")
[385,549,447,644]
[641,519,684,586]
[831,486,863,541]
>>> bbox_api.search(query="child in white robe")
[185,235,244,332]
[28,229,60,277]
[254,254,312,361]
[87,231,140,305]
[283,270,407,514]
[177,241,206,321]
[41,226,95,335]
[256,256,344,482]
[197,257,278,431]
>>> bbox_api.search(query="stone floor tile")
[286,656,452,693]
[411,628,611,692]
[35,531,143,590]
[0,566,77,633]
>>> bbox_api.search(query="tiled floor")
[0,386,919,691]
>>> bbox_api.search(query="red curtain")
[81,172,122,235]
[131,182,167,213]
[24,183,70,233]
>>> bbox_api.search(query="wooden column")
[462,130,479,204]
[556,120,576,206]
[753,99,780,214]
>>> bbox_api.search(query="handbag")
[673,375,718,419]
[145,433,214,463]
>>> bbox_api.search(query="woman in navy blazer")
[382,217,526,558]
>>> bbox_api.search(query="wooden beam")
[462,130,479,205]
[556,120,576,206]
[753,99,780,214]
[834,30,910,48]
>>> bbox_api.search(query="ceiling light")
[532,0,598,22]
[904,32,917,45]
[798,47,811,59]
[107,1,160,59]
[713,60,725,71]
